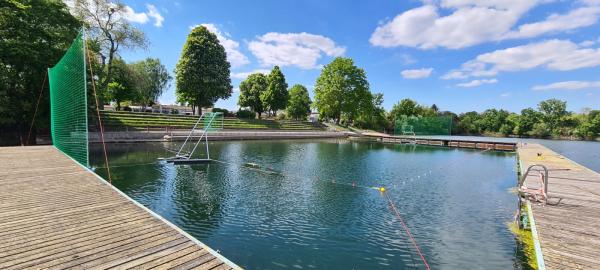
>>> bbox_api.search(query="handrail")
[518,164,549,204]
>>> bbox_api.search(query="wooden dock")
[518,143,600,269]
[0,146,240,270]
[371,135,517,151]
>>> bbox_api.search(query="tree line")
[385,98,600,139]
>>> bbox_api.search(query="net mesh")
[48,31,89,167]
[203,112,223,131]
[395,116,452,136]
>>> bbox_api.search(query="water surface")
[91,140,521,269]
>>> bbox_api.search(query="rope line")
[384,191,431,270]
[26,71,48,145]
[85,42,112,184]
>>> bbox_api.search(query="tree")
[175,25,232,114]
[479,109,509,133]
[238,73,268,118]
[104,58,138,110]
[72,0,148,102]
[286,84,311,120]
[579,110,600,139]
[513,108,541,136]
[0,0,80,145]
[262,66,288,116]
[355,92,388,130]
[390,99,421,119]
[314,57,370,124]
[131,58,171,109]
[457,111,482,134]
[538,99,568,133]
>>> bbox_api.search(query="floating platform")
[364,135,517,151]
[166,158,212,165]
[0,146,239,269]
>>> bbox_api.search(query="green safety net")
[48,31,89,167]
[395,115,453,136]
[202,112,223,131]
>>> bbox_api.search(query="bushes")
[212,108,235,117]
[236,109,255,119]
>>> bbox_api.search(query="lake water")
[410,135,600,173]
[91,140,524,269]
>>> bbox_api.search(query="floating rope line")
[383,191,431,270]
[85,38,112,184]
[211,159,381,191]
[26,71,48,146]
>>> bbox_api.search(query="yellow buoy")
[379,187,386,192]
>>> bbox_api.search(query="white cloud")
[248,32,345,69]
[500,92,511,97]
[401,68,433,79]
[66,1,164,27]
[190,24,249,68]
[580,40,596,47]
[443,39,600,79]
[122,6,149,24]
[370,1,600,49]
[231,69,270,80]
[456,78,498,88]
[532,80,600,90]
[146,4,164,27]
[503,5,600,39]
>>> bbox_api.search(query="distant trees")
[105,58,137,110]
[314,57,371,124]
[131,58,171,110]
[0,0,80,145]
[238,73,268,118]
[286,84,311,120]
[175,25,232,114]
[103,57,171,110]
[263,66,288,116]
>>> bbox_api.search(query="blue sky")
[117,0,600,113]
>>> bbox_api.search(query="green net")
[202,112,223,131]
[48,31,89,167]
[395,116,452,136]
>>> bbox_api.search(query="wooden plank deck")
[0,146,240,270]
[518,143,600,270]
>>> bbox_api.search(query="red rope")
[26,72,47,145]
[85,43,112,184]
[383,191,431,270]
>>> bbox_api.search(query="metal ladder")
[170,112,222,162]
[518,164,549,205]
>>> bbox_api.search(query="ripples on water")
[91,139,523,269]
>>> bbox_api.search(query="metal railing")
[518,164,549,204]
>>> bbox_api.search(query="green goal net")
[48,31,89,167]
[395,116,452,136]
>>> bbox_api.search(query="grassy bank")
[92,111,327,131]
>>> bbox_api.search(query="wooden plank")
[0,146,239,270]
[518,143,600,270]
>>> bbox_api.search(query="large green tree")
[286,84,311,120]
[0,0,80,145]
[131,58,171,109]
[262,66,288,116]
[538,99,569,133]
[514,108,542,136]
[105,58,138,110]
[238,73,268,118]
[175,25,232,114]
[72,0,147,101]
[314,57,370,124]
